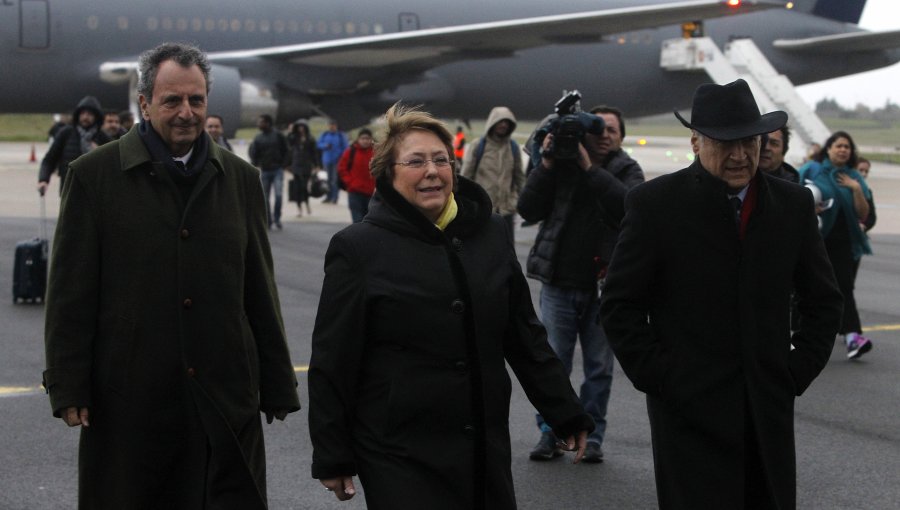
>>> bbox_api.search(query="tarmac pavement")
[1,140,897,509]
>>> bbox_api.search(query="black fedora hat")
[674,79,787,141]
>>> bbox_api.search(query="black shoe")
[582,442,604,464]
[274,221,283,230]
[529,431,563,461]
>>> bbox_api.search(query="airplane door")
[399,13,419,31]
[19,0,49,49]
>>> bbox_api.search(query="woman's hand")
[836,172,870,220]
[558,429,589,464]
[835,172,861,191]
[320,476,357,501]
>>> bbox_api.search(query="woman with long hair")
[287,120,319,216]
[799,131,874,359]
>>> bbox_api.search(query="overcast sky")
[795,0,900,109]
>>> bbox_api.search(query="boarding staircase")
[660,36,830,162]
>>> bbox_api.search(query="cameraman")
[518,106,644,463]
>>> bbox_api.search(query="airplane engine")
[208,65,319,135]
[207,65,276,137]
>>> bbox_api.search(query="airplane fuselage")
[2,0,897,126]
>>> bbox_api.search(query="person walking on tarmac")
[37,96,111,196]
[461,107,523,234]
[318,119,349,204]
[453,125,466,161]
[337,129,376,223]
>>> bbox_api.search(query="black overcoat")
[43,128,301,509]
[599,163,842,509]
[309,176,593,510]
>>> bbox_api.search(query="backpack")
[338,145,356,191]
[471,137,519,187]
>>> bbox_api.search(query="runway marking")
[1,368,312,397]
[865,323,900,332]
[0,386,42,397]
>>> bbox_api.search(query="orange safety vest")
[453,131,466,160]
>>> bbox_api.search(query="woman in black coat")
[288,120,319,216]
[308,104,593,509]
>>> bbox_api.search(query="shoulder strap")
[347,145,356,170]
[471,137,487,178]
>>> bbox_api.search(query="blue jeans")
[325,161,340,203]
[535,283,613,446]
[260,167,283,225]
[347,192,371,223]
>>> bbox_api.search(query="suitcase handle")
[39,195,48,258]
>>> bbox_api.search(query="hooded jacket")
[39,96,110,190]
[460,107,524,215]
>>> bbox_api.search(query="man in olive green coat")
[43,43,300,509]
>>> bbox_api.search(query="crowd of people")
[38,41,882,510]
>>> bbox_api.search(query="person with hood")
[461,107,523,233]
[599,79,842,509]
[309,104,593,509]
[337,128,376,223]
[287,120,319,217]
[38,95,111,196]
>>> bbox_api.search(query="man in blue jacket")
[317,119,348,204]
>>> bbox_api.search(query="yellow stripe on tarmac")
[865,323,900,332]
[0,386,41,396]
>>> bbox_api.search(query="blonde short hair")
[370,103,455,181]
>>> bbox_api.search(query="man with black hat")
[599,79,842,509]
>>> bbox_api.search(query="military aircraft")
[3,0,900,131]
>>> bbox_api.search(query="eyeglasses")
[393,156,454,169]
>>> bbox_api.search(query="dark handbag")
[288,178,301,202]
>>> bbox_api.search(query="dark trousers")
[348,192,371,223]
[824,233,862,334]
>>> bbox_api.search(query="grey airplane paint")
[2,0,899,130]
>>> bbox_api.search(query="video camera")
[531,90,606,162]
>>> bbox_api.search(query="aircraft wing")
[773,29,900,53]
[206,0,780,68]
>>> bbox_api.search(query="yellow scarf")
[434,193,458,231]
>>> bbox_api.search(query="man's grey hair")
[137,42,211,102]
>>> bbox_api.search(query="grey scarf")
[77,125,98,154]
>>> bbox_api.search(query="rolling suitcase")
[13,196,49,304]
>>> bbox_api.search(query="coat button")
[452,237,463,251]
[186,367,195,377]
[450,299,465,314]
[454,360,468,372]
[180,229,190,239]
[183,298,193,309]
[463,425,476,437]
